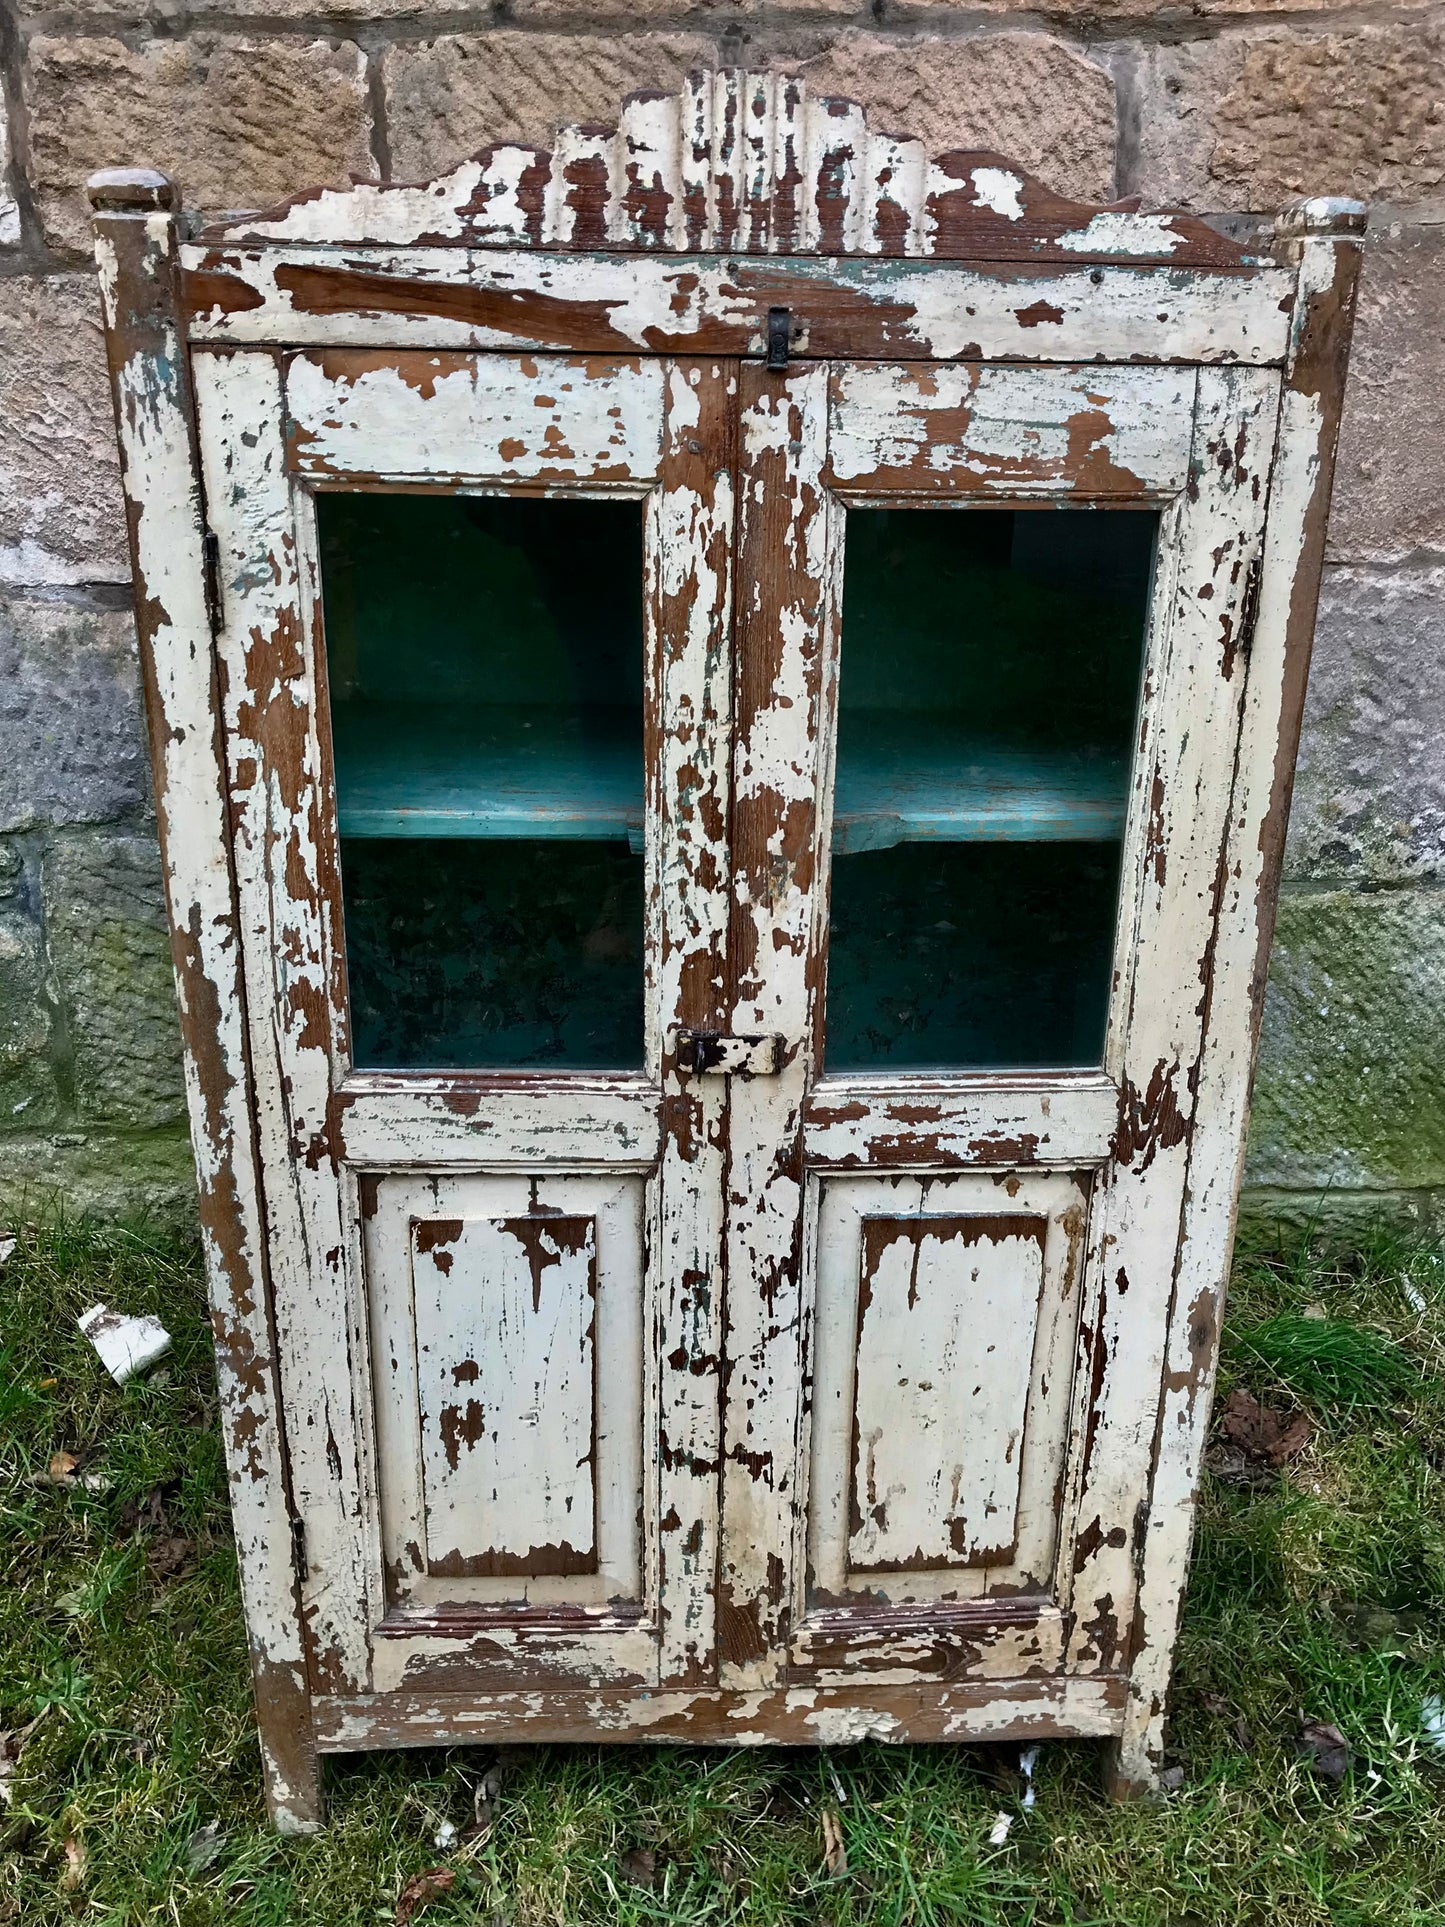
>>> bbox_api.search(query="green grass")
[1,1213,1443,1926]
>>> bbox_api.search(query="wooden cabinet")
[88,72,1362,1829]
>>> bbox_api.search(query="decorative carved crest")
[200,69,1249,268]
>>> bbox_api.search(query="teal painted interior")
[826,507,1157,1072]
[318,492,645,1070]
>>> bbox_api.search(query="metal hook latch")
[766,306,791,371]
[673,1029,784,1076]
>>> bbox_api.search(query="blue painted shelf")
[333,706,1128,849]
[833,717,1127,854]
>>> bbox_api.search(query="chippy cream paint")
[87,80,1362,1825]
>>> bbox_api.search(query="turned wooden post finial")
[87,167,179,214]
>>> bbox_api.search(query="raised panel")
[849,1214,1047,1573]
[826,364,1196,498]
[283,350,665,485]
[365,1171,647,1622]
[412,1213,597,1580]
[804,1171,1089,1616]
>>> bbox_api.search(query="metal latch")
[766,306,791,371]
[673,1029,784,1077]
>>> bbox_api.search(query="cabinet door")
[720,360,1278,1691]
[193,350,734,1698]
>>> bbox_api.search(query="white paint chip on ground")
[0,1235,16,1267]
[78,1303,172,1384]
[988,1811,1012,1846]
[1422,1695,1445,1754]
[1019,1744,1040,1810]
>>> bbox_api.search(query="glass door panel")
[317,491,646,1071]
[825,506,1157,1071]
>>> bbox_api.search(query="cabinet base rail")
[309,1675,1126,1753]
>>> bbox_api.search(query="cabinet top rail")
[87,68,1364,272]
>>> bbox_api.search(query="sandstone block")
[1329,227,1445,566]
[382,31,1115,203]
[0,276,129,587]
[0,593,148,832]
[799,35,1116,201]
[1286,568,1445,888]
[42,830,185,1132]
[1135,26,1445,211]
[0,846,59,1130]
[0,1126,197,1224]
[383,32,718,182]
[1247,886,1445,1195]
[25,34,374,253]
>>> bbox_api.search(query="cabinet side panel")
[90,195,319,1831]
[193,347,376,1697]
[1107,225,1364,1796]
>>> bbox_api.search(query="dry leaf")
[1216,1388,1313,1469]
[1298,1716,1351,1782]
[0,1714,44,1807]
[147,1534,196,1581]
[821,1807,847,1878]
[47,1451,79,1485]
[619,1847,659,1891]
[183,1819,226,1875]
[60,1836,85,1892]
[395,1867,455,1924]
[464,1761,503,1841]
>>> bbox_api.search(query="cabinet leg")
[1101,1727,1163,1804]
[255,1672,325,1834]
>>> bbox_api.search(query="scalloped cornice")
[197,68,1250,269]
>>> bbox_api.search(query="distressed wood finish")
[803,1076,1116,1169]
[412,1215,599,1580]
[88,172,322,1835]
[284,350,663,486]
[652,361,735,1685]
[194,346,379,1706]
[847,1215,1047,1572]
[311,1674,1127,1751]
[197,70,1251,269]
[1104,200,1366,1798]
[1061,366,1279,1686]
[718,362,834,1687]
[183,247,1296,366]
[92,89,1360,1813]
[802,1172,1089,1632]
[827,364,1196,498]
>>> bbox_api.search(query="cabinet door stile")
[1062,365,1281,1674]
[194,346,377,1695]
[719,363,836,1686]
[653,360,737,1684]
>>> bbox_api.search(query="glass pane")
[826,507,1157,1072]
[318,492,645,1070]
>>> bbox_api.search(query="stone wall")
[0,0,1441,1225]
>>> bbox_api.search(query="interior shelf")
[833,716,1128,854]
[332,706,1128,849]
[333,705,644,846]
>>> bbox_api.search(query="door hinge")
[290,1514,309,1583]
[766,306,791,371]
[202,528,224,637]
[673,1028,784,1077]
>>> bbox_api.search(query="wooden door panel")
[802,1172,1088,1620]
[412,1213,598,1581]
[848,1213,1047,1573]
[367,1172,646,1622]
[284,350,665,485]
[827,363,1196,498]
